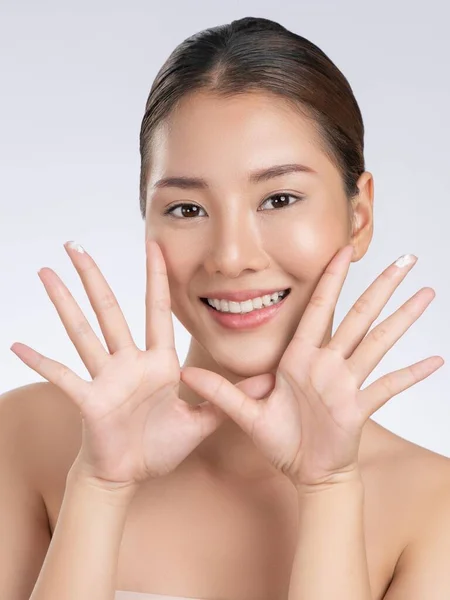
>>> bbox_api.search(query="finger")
[348,287,436,388]
[178,397,231,436]
[10,342,89,405]
[145,239,176,351]
[292,245,353,348]
[235,373,275,399]
[357,355,444,420]
[38,268,109,378]
[180,367,264,437]
[328,253,418,358]
[64,241,135,354]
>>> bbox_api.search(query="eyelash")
[163,192,305,219]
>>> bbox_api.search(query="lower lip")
[199,292,290,330]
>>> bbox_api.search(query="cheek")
[159,245,201,310]
[272,216,346,281]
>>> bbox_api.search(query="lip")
[199,287,290,302]
[199,290,291,330]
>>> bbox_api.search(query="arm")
[288,471,373,600]
[0,385,138,600]
[0,388,51,600]
[29,462,137,600]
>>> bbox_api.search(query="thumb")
[180,368,275,435]
[235,372,275,399]
[179,371,275,438]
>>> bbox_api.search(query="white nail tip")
[395,254,417,268]
[66,241,85,254]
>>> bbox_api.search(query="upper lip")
[200,288,291,302]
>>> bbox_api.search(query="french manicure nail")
[65,241,85,254]
[394,254,417,268]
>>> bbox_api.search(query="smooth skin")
[181,246,442,489]
[11,241,441,489]
[5,90,450,599]
[144,90,387,480]
[10,236,443,600]
[11,239,275,487]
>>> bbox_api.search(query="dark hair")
[139,16,365,221]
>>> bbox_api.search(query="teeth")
[206,290,288,313]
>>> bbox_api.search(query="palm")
[11,239,277,487]
[77,345,191,482]
[181,245,443,488]
[11,240,230,485]
[251,343,362,482]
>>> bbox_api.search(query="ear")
[349,171,374,262]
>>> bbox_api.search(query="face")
[145,91,372,380]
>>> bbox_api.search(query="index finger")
[145,239,176,351]
[292,244,354,348]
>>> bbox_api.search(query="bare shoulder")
[370,420,450,529]
[0,381,81,490]
[374,424,450,598]
[385,421,450,486]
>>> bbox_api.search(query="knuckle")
[403,298,420,317]
[72,320,91,337]
[78,262,97,275]
[371,324,389,343]
[351,296,371,315]
[216,375,227,396]
[53,286,71,302]
[153,296,171,312]
[380,269,395,282]
[97,292,117,312]
[380,374,395,396]
[57,365,71,381]
[407,363,419,381]
[309,293,328,309]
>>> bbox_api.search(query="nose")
[202,212,271,278]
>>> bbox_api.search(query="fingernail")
[395,254,417,268]
[65,241,85,254]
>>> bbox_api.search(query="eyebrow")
[152,163,318,190]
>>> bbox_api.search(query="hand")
[10,239,275,490]
[180,245,444,490]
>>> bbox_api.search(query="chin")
[212,348,284,379]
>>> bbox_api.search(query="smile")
[199,289,291,330]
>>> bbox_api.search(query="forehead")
[148,91,330,188]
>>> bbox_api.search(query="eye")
[163,203,206,219]
[163,192,305,219]
[259,192,305,211]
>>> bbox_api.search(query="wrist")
[294,467,363,496]
[67,462,140,505]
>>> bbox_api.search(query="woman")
[2,15,449,600]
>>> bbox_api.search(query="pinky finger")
[10,342,89,405]
[358,355,445,419]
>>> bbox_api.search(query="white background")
[1,1,449,454]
